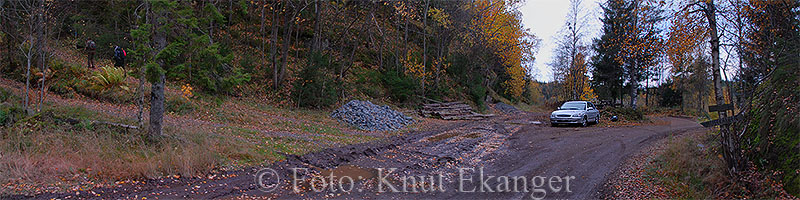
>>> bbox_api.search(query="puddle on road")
[427,131,461,142]
[292,164,378,194]
[318,165,377,180]
[463,132,482,138]
[426,131,487,142]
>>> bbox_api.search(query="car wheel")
[581,116,588,127]
[594,115,600,124]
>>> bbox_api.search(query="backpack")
[114,47,126,62]
[114,47,121,59]
[87,41,96,50]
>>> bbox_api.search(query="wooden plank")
[421,107,472,113]
[708,104,733,112]
[448,113,493,120]
[443,115,484,120]
[91,120,139,129]
[422,105,472,110]
[423,102,464,107]
[438,111,473,116]
[420,101,495,120]
[701,114,742,127]
[422,110,473,115]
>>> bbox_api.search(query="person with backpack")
[86,38,96,68]
[113,46,126,67]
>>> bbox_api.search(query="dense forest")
[0,0,539,134]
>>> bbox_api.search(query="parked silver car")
[550,101,600,127]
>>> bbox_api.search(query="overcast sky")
[520,0,602,82]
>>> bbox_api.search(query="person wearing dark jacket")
[86,38,96,68]
[113,46,126,67]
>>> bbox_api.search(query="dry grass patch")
[0,103,259,195]
[647,131,794,199]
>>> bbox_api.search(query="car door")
[587,102,599,120]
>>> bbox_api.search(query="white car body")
[549,101,600,126]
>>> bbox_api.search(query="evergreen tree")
[592,0,663,108]
[591,0,630,104]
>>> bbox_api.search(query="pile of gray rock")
[493,102,520,114]
[331,100,414,131]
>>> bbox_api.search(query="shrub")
[603,107,644,121]
[293,53,341,108]
[0,87,11,102]
[48,60,87,95]
[353,68,383,98]
[0,102,23,127]
[380,69,418,103]
[166,95,195,115]
[470,84,487,110]
[89,66,129,92]
[172,35,251,95]
[658,81,682,107]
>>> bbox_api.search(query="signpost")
[708,104,733,112]
[701,114,742,127]
[701,104,739,128]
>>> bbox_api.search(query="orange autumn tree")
[666,1,708,111]
[471,0,538,101]
[552,0,594,101]
[571,52,597,101]
[605,0,664,109]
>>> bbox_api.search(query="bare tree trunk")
[23,46,31,114]
[630,62,638,109]
[270,1,279,89]
[149,73,165,137]
[38,3,46,112]
[23,20,34,114]
[643,77,649,107]
[294,18,300,59]
[228,0,233,26]
[209,2,215,45]
[705,0,742,173]
[260,0,265,51]
[260,0,267,82]
[5,34,11,71]
[136,2,150,129]
[1,5,9,71]
[311,0,320,53]
[370,2,384,70]
[421,0,429,95]
[278,5,294,89]
[403,0,408,67]
[149,3,167,138]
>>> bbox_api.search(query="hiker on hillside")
[86,38,96,68]
[113,46,126,67]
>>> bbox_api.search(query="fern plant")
[90,66,129,92]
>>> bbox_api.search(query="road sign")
[709,104,734,112]
[701,114,742,127]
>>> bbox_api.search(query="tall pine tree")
[591,0,630,104]
[592,0,663,109]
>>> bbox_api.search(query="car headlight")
[572,113,583,117]
[551,113,556,118]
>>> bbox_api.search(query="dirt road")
[24,114,704,199]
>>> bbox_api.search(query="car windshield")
[560,102,586,110]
